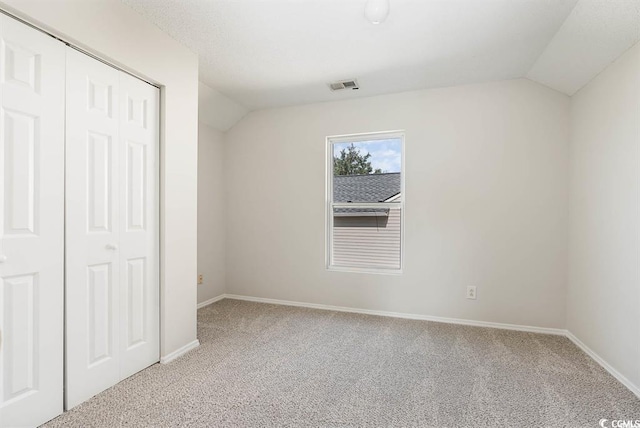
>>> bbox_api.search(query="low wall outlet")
[197,274,203,285]
[466,286,477,300]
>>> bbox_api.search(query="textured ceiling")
[122,0,638,111]
[527,0,640,95]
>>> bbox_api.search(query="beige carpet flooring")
[44,299,640,427]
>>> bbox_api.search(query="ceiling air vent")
[329,79,359,91]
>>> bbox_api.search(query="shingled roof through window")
[333,172,401,203]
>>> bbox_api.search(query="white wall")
[199,82,248,132]
[0,0,199,357]
[567,42,640,391]
[224,78,570,329]
[198,123,226,303]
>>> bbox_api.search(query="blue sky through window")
[333,138,402,173]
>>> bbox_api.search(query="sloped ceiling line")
[123,0,640,131]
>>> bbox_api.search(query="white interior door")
[0,14,65,428]
[118,72,159,380]
[65,48,121,410]
[65,48,159,410]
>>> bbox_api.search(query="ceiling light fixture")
[364,0,390,24]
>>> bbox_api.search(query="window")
[327,131,404,273]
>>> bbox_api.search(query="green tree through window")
[333,143,382,176]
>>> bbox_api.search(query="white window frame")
[326,130,405,274]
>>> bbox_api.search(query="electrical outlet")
[466,286,477,300]
[197,274,203,285]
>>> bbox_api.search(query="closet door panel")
[65,48,120,410]
[0,15,65,428]
[118,73,159,380]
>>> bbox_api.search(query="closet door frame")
[0,5,165,415]
[0,2,203,400]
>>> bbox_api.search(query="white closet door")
[65,48,121,410]
[0,15,65,428]
[118,73,159,380]
[66,48,159,409]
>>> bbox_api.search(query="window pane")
[332,139,402,203]
[332,207,401,270]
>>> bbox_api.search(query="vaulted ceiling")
[123,0,640,115]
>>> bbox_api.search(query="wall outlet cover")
[466,286,477,300]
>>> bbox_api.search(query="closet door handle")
[106,244,118,250]
[0,255,6,263]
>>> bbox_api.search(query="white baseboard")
[160,339,200,364]
[223,294,566,336]
[200,293,639,399]
[565,331,640,399]
[197,294,227,309]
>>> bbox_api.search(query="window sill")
[327,265,403,275]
